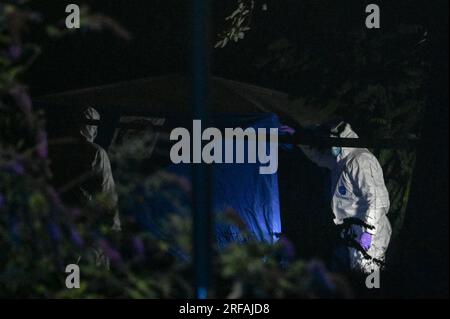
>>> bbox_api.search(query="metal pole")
[192,0,212,299]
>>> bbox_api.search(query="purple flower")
[177,176,192,193]
[97,239,122,264]
[9,86,32,116]
[308,260,336,293]
[2,162,25,175]
[27,12,43,23]
[132,236,145,257]
[36,130,48,159]
[70,208,82,219]
[13,162,25,175]
[47,187,64,208]
[47,221,62,242]
[279,236,296,260]
[7,45,22,60]
[0,193,5,209]
[70,228,84,248]
[9,217,20,244]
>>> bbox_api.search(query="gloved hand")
[280,125,296,135]
[359,232,372,251]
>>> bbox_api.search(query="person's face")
[80,125,98,142]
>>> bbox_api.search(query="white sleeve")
[94,148,121,231]
[299,145,335,169]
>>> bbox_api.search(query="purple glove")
[280,125,296,135]
[359,232,372,251]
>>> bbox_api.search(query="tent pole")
[192,0,212,299]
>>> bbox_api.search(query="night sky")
[27,0,435,96]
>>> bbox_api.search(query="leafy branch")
[215,0,263,48]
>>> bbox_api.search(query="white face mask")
[331,146,342,157]
[80,107,100,142]
[80,125,98,142]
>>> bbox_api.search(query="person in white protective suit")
[50,107,121,232]
[298,121,391,274]
[50,107,121,269]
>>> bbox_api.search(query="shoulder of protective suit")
[90,142,106,152]
[88,142,108,161]
[347,149,378,171]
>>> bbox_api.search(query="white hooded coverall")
[80,107,121,232]
[51,107,121,231]
[300,123,391,273]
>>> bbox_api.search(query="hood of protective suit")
[80,107,100,143]
[339,123,359,139]
[332,122,359,159]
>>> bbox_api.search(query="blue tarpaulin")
[132,113,282,257]
[211,113,282,246]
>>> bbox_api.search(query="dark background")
[27,0,437,96]
[25,0,448,298]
